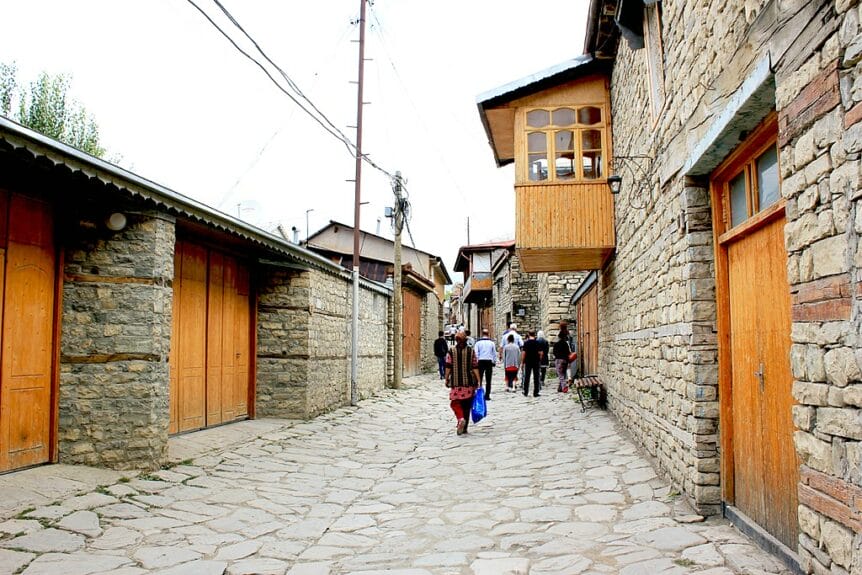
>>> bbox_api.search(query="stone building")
[305,221,449,376]
[490,243,585,341]
[477,0,862,571]
[455,241,514,338]
[0,117,393,473]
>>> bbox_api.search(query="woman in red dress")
[445,331,480,435]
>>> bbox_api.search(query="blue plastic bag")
[471,387,486,423]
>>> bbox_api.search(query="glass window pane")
[581,129,602,150]
[555,130,574,152]
[527,110,550,128]
[756,145,779,211]
[729,171,748,228]
[552,108,576,126]
[528,154,548,181]
[582,151,602,179]
[578,106,602,125]
[527,132,547,153]
[555,154,575,180]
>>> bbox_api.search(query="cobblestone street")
[0,373,791,575]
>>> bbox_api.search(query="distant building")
[305,221,451,376]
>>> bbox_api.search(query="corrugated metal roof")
[0,115,386,289]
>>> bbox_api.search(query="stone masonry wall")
[510,251,540,334]
[539,272,587,339]
[606,0,862,569]
[59,211,175,470]
[494,262,512,346]
[256,267,391,419]
[420,292,443,373]
[780,3,862,572]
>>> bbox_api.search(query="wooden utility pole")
[392,172,404,389]
[350,0,367,406]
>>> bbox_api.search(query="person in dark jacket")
[520,331,543,397]
[553,333,571,393]
[433,331,449,380]
[536,330,550,390]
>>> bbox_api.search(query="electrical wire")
[184,0,356,157]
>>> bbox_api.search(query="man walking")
[433,331,449,380]
[520,330,543,397]
[474,328,497,400]
[500,323,523,349]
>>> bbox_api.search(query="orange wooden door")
[171,243,250,433]
[577,283,599,375]
[209,254,250,425]
[727,215,798,548]
[0,194,55,472]
[206,252,225,426]
[170,241,208,433]
[232,262,250,419]
[402,289,421,376]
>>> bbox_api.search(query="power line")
[184,0,356,156]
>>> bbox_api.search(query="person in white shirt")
[474,329,497,400]
[499,323,523,350]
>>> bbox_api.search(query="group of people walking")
[433,323,576,435]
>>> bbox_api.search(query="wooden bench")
[571,375,606,413]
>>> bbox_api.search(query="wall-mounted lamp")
[105,212,127,232]
[607,174,623,194]
[606,155,654,209]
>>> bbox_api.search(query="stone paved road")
[0,373,792,575]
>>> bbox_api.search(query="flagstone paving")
[0,373,791,575]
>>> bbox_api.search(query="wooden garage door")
[0,193,57,472]
[169,241,251,434]
[402,289,421,377]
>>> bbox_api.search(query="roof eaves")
[0,116,344,276]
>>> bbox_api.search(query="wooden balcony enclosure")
[463,272,493,304]
[515,181,615,272]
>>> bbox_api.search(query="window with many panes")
[524,106,605,182]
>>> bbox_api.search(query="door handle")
[754,362,764,393]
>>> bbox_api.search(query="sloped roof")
[454,240,515,273]
[0,115,391,296]
[476,55,609,167]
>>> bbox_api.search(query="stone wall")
[603,0,862,570]
[538,272,587,339]
[420,292,443,373]
[256,267,391,419]
[493,250,540,340]
[59,211,175,470]
[781,3,862,572]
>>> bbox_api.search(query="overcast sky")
[0,0,588,277]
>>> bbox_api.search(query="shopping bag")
[471,387,486,423]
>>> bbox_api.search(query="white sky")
[0,0,588,277]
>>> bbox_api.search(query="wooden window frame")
[711,113,782,245]
[519,105,608,184]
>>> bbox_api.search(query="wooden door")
[712,113,797,549]
[170,241,207,433]
[402,289,421,377]
[0,194,56,472]
[727,216,797,547]
[576,283,599,375]
[170,242,251,433]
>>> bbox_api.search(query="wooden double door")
[169,241,252,434]
[0,193,57,472]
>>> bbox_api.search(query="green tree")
[1,62,106,158]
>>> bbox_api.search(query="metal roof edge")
[0,115,345,276]
[476,55,596,108]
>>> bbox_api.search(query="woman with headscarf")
[444,330,480,435]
